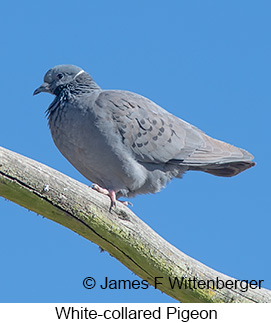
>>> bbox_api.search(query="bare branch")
[0,146,270,302]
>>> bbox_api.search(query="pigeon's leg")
[91,184,132,207]
[108,189,117,208]
[91,184,111,196]
[91,184,116,207]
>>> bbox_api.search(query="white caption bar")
[0,303,270,322]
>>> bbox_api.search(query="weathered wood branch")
[0,146,270,302]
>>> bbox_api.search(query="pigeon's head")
[33,65,85,96]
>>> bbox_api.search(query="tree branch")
[0,146,270,302]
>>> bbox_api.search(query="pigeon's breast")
[48,95,147,191]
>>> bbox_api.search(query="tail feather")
[182,134,255,177]
[189,161,255,177]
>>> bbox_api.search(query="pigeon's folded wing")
[95,90,205,164]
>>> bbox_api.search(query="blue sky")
[0,1,270,302]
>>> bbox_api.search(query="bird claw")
[91,183,110,195]
[119,201,133,207]
[91,184,132,208]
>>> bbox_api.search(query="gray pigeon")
[34,64,255,206]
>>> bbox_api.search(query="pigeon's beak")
[33,82,50,95]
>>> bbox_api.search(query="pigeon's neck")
[55,73,101,97]
[47,74,101,121]
[70,73,101,94]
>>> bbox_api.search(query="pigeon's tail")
[182,134,255,177]
[190,160,255,177]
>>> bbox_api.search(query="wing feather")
[94,90,254,167]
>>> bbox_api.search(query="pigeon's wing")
[94,90,205,164]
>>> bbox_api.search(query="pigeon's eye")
[57,73,64,80]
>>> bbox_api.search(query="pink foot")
[91,184,132,208]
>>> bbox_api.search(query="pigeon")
[34,64,255,206]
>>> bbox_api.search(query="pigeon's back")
[93,90,255,176]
